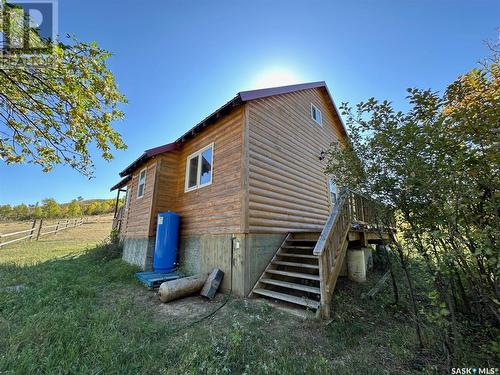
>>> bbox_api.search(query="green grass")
[6,222,485,373]
[0,241,431,375]
[0,215,112,265]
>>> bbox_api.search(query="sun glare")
[252,68,300,89]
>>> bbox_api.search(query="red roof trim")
[115,81,347,181]
[145,142,179,157]
[119,142,179,177]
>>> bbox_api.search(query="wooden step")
[273,261,319,270]
[286,239,317,243]
[281,245,315,250]
[259,278,321,294]
[253,288,320,309]
[277,252,318,259]
[266,269,320,281]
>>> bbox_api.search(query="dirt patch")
[134,287,229,322]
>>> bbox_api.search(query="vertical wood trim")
[240,103,250,233]
[123,182,131,236]
[148,160,160,237]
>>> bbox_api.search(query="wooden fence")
[0,218,85,248]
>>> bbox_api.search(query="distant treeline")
[0,197,124,221]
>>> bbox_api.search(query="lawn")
[0,215,113,265]
[0,220,443,374]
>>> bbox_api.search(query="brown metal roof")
[116,81,347,180]
[119,142,179,177]
[239,81,327,101]
[175,81,347,143]
[175,95,243,144]
[241,81,347,137]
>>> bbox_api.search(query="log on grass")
[158,274,208,303]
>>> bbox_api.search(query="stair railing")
[313,188,351,317]
[313,188,387,317]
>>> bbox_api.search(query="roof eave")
[110,175,131,191]
[118,142,179,177]
[116,80,348,180]
[175,95,243,144]
[119,152,148,177]
[239,81,347,138]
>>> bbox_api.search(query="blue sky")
[1,0,498,205]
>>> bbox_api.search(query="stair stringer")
[248,233,291,298]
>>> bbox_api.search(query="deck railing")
[313,189,388,317]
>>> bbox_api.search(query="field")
[0,217,454,374]
[0,215,113,264]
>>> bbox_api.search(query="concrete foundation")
[244,233,286,296]
[178,235,201,275]
[347,246,373,283]
[122,232,288,298]
[176,233,286,297]
[122,236,156,271]
[178,234,233,293]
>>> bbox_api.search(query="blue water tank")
[153,211,180,273]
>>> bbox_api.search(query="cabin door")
[328,178,337,208]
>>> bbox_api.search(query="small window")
[137,168,146,198]
[125,189,131,210]
[328,178,337,205]
[311,104,322,125]
[185,144,214,192]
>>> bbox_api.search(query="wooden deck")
[250,189,392,318]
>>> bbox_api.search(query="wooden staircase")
[250,189,385,318]
[251,234,323,311]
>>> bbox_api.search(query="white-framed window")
[311,104,322,125]
[137,168,147,198]
[125,189,131,211]
[328,178,337,205]
[185,143,214,192]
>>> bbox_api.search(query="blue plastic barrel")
[153,211,180,273]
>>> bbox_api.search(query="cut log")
[158,274,208,303]
[200,268,224,299]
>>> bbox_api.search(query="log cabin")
[111,81,390,317]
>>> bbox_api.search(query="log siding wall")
[172,106,244,235]
[121,87,345,237]
[142,106,246,237]
[123,159,158,238]
[247,88,345,233]
[149,151,180,236]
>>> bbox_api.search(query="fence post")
[29,219,37,241]
[54,220,60,235]
[36,219,44,240]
